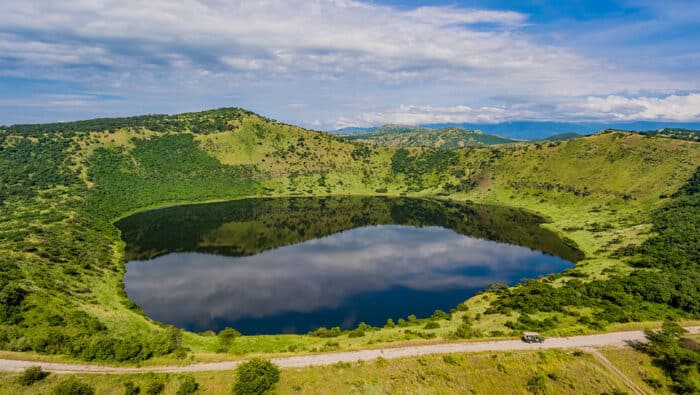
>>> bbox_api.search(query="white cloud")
[401,6,527,27]
[0,0,684,94]
[577,94,700,121]
[335,104,509,128]
[0,1,697,125]
[333,93,700,128]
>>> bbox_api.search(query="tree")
[218,327,241,351]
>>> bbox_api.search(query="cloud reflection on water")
[125,225,571,333]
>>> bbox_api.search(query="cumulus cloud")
[0,0,697,125]
[0,1,683,91]
[576,94,700,121]
[334,104,509,128]
[332,93,700,128]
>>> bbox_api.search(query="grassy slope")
[1,109,699,365]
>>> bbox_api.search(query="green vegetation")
[176,376,199,395]
[233,359,280,395]
[51,378,94,395]
[0,106,699,390]
[2,108,257,136]
[535,132,584,142]
[0,348,646,394]
[339,124,518,148]
[642,321,700,393]
[486,166,700,331]
[641,128,700,142]
[17,366,49,386]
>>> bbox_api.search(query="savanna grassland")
[1,108,699,392]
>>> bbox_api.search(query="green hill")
[0,108,699,369]
[339,124,518,148]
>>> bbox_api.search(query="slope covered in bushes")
[0,108,698,363]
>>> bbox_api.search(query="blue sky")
[0,0,698,129]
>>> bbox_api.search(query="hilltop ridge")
[338,124,518,148]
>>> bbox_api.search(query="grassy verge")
[0,348,636,395]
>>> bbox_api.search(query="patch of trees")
[642,321,700,393]
[4,107,255,137]
[87,134,257,219]
[0,135,76,203]
[16,321,185,363]
[391,149,459,176]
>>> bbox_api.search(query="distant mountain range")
[333,121,700,140]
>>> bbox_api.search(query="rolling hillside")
[339,124,518,148]
[0,108,699,373]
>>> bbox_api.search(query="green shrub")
[123,381,140,395]
[308,326,341,338]
[18,366,49,386]
[431,309,449,320]
[145,381,165,395]
[442,354,462,365]
[347,328,365,338]
[424,322,440,330]
[526,373,548,394]
[643,378,663,390]
[176,375,199,395]
[384,319,395,328]
[52,379,95,395]
[233,358,280,395]
[453,323,482,339]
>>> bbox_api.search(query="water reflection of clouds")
[125,225,570,330]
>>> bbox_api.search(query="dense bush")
[233,359,280,395]
[17,366,49,386]
[424,322,441,330]
[87,134,256,219]
[145,381,165,395]
[52,379,95,395]
[123,382,140,395]
[308,326,341,338]
[453,323,482,339]
[0,135,75,203]
[526,373,548,395]
[176,376,199,395]
[642,321,700,393]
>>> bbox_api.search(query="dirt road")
[1,327,697,374]
[582,347,646,395]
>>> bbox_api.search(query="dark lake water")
[117,197,582,335]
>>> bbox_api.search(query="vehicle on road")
[522,332,545,343]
